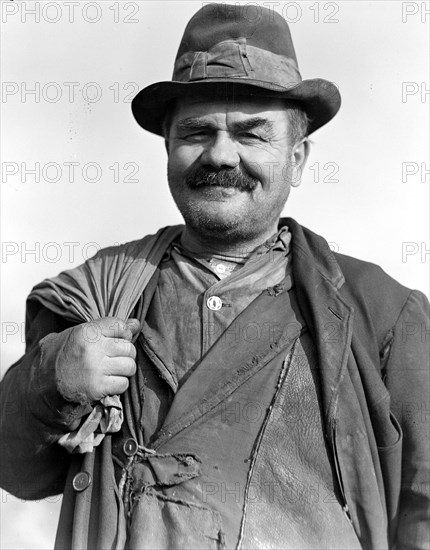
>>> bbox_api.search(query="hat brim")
[131,78,341,137]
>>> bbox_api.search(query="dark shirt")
[156,226,292,385]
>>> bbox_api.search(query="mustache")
[184,165,259,192]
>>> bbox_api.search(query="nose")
[200,133,240,169]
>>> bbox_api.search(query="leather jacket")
[0,219,428,549]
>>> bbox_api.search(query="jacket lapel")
[285,218,354,433]
[152,274,302,448]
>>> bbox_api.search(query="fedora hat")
[132,3,341,136]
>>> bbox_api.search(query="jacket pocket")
[331,417,392,549]
[376,410,403,450]
[126,490,225,550]
[331,420,353,525]
[377,411,403,546]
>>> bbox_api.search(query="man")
[0,4,428,550]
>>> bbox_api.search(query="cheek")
[242,149,292,184]
[168,144,202,173]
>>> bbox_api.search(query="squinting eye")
[240,133,261,140]
[183,131,209,140]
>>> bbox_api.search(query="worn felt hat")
[131,3,341,136]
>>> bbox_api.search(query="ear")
[290,138,310,188]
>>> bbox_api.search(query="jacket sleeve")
[0,306,91,500]
[385,289,430,550]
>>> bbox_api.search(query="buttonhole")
[328,307,343,320]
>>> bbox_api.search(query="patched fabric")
[127,491,225,550]
[115,272,300,548]
[237,333,362,549]
[114,263,361,549]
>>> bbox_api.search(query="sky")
[1,1,429,548]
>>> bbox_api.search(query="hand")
[55,317,140,405]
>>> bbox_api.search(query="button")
[214,263,227,275]
[72,471,91,492]
[207,296,222,311]
[123,438,138,456]
[184,456,195,466]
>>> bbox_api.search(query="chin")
[180,204,258,243]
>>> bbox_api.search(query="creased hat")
[132,3,341,136]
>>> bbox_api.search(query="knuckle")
[128,359,137,375]
[108,339,134,357]
[129,344,137,359]
[103,338,116,355]
[118,320,128,333]
[119,378,129,393]
[122,341,136,358]
[81,321,103,344]
[100,317,128,337]
[108,323,120,338]
[121,357,134,374]
[119,340,132,355]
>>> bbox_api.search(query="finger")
[104,356,137,377]
[126,319,141,342]
[98,317,134,341]
[104,338,136,360]
[103,376,130,396]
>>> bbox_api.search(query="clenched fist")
[55,317,140,405]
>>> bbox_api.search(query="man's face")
[166,95,308,245]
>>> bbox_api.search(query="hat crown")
[176,3,298,65]
[131,3,341,137]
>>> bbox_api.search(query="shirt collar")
[175,225,291,265]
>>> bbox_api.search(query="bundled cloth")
[27,225,183,454]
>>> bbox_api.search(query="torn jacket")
[0,218,428,550]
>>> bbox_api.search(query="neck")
[180,223,279,258]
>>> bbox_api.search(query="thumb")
[126,318,141,342]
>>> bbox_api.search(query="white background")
[1,1,429,548]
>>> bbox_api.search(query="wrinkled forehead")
[172,94,289,122]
